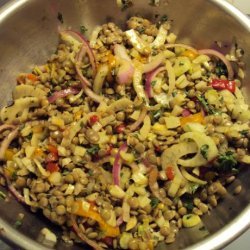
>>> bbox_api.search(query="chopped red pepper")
[211,79,236,93]
[89,115,99,125]
[166,166,175,180]
[106,144,113,155]
[46,144,58,162]
[115,124,125,134]
[46,162,59,173]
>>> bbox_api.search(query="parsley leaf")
[189,183,200,194]
[217,151,237,173]
[80,25,88,34]
[200,144,209,160]
[151,109,163,122]
[136,27,145,34]
[150,197,159,208]
[87,145,100,155]
[197,95,218,115]
[240,130,248,136]
[0,191,6,200]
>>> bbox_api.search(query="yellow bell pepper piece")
[4,149,15,161]
[73,201,120,237]
[33,148,45,158]
[181,50,198,60]
[180,112,205,127]
[4,165,15,178]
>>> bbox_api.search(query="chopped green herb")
[200,144,209,160]
[136,27,145,34]
[13,219,22,228]
[87,145,100,155]
[150,197,159,208]
[151,80,157,86]
[197,95,218,115]
[186,215,192,219]
[217,151,237,173]
[182,194,194,211]
[26,133,33,140]
[0,191,6,200]
[189,183,200,194]
[57,12,64,24]
[240,130,248,136]
[151,109,163,122]
[215,61,228,77]
[80,25,88,34]
[156,14,168,28]
[179,62,185,66]
[172,91,177,97]
[88,169,94,176]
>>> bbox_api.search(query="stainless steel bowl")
[0,0,249,249]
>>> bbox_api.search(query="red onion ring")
[148,167,165,204]
[0,127,19,160]
[145,66,165,98]
[71,215,104,250]
[198,49,234,80]
[129,107,148,132]
[48,88,80,103]
[182,109,191,117]
[61,30,97,76]
[112,143,128,186]
[116,60,134,85]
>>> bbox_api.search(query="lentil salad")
[0,15,249,250]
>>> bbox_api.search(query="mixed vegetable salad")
[0,14,249,250]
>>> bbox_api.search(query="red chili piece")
[166,166,175,180]
[211,79,236,93]
[89,115,99,125]
[46,162,60,173]
[115,124,125,134]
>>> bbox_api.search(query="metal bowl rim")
[0,0,249,249]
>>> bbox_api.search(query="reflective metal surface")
[0,0,249,249]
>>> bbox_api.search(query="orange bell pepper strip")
[181,50,198,60]
[73,200,120,237]
[180,112,205,127]
[26,73,38,82]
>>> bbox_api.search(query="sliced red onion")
[1,173,25,203]
[148,167,165,204]
[75,45,91,87]
[71,215,104,250]
[61,30,97,76]
[112,143,128,186]
[114,44,134,85]
[182,109,191,117]
[114,44,132,62]
[117,60,134,85]
[116,215,124,226]
[129,107,147,132]
[143,53,165,73]
[145,66,165,98]
[8,184,25,203]
[0,128,18,160]
[48,88,80,103]
[0,124,16,133]
[165,43,198,53]
[198,49,234,80]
